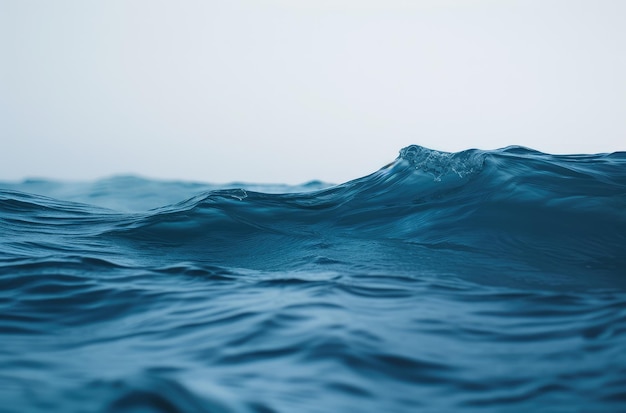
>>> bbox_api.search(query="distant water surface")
[1,145,625,412]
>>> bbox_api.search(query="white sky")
[1,0,625,184]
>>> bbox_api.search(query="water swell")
[83,145,626,284]
[2,144,625,282]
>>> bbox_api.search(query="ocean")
[1,144,625,412]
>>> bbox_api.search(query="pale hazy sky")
[1,0,625,184]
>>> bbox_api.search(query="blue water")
[1,145,625,412]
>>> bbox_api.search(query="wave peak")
[398,145,485,181]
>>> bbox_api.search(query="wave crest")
[398,145,485,181]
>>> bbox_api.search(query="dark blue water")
[1,145,626,413]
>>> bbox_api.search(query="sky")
[1,0,625,184]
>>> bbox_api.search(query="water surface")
[1,145,625,412]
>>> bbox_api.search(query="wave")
[2,145,625,288]
[90,145,626,286]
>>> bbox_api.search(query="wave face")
[1,145,626,412]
